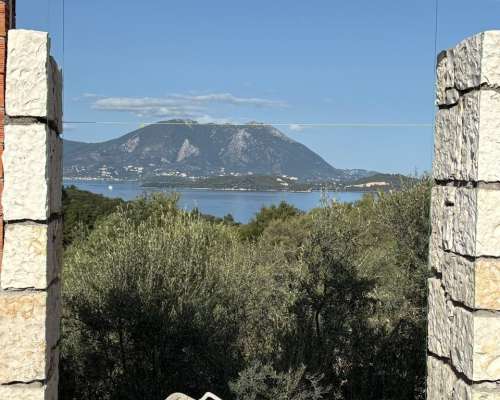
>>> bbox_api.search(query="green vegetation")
[343,173,417,191]
[142,173,416,192]
[60,180,431,400]
[62,185,124,246]
[142,175,313,192]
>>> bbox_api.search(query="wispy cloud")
[92,97,202,118]
[82,92,103,98]
[289,124,305,132]
[172,93,287,108]
[90,92,288,119]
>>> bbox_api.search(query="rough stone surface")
[481,31,500,89]
[431,186,476,257]
[440,251,475,309]
[436,31,500,99]
[426,278,499,382]
[0,285,61,383]
[2,123,62,221]
[0,370,58,399]
[475,259,500,310]
[426,355,463,400]
[443,306,500,382]
[430,186,500,258]
[428,278,452,358]
[437,252,500,311]
[476,189,500,257]
[429,237,444,274]
[426,356,500,399]
[477,90,500,182]
[453,33,484,91]
[472,312,500,381]
[433,92,480,182]
[5,30,62,129]
[5,30,49,117]
[471,383,500,400]
[1,219,62,290]
[450,306,474,379]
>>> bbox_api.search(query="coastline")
[63,178,381,194]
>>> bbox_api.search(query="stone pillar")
[0,30,62,399]
[428,31,500,399]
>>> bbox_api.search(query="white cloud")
[289,124,305,132]
[172,93,287,108]
[83,92,103,98]
[91,92,287,119]
[92,97,202,118]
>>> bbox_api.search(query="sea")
[64,180,365,223]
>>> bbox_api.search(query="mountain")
[63,120,376,182]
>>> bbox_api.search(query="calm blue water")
[64,180,364,223]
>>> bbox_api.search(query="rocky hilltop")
[64,120,376,181]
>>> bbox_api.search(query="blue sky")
[16,0,500,173]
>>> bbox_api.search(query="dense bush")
[62,185,124,247]
[61,181,431,400]
[61,195,297,400]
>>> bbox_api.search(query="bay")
[64,180,365,223]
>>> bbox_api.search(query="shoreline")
[63,179,381,194]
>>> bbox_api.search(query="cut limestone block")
[5,29,63,132]
[2,123,62,221]
[475,259,500,310]
[431,248,500,311]
[427,356,500,400]
[0,284,60,383]
[439,251,475,309]
[428,278,452,358]
[1,218,62,290]
[449,306,475,379]
[434,90,500,182]
[471,383,500,400]
[0,369,58,399]
[428,278,500,381]
[471,312,500,382]
[430,186,500,257]
[436,31,500,103]
[426,355,460,400]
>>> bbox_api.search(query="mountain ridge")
[63,120,377,182]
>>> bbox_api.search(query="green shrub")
[61,195,296,400]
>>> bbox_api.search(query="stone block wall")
[428,31,500,399]
[0,28,62,399]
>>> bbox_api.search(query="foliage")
[239,201,303,241]
[61,195,296,400]
[61,180,432,400]
[284,201,379,400]
[62,185,124,247]
[229,362,331,400]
